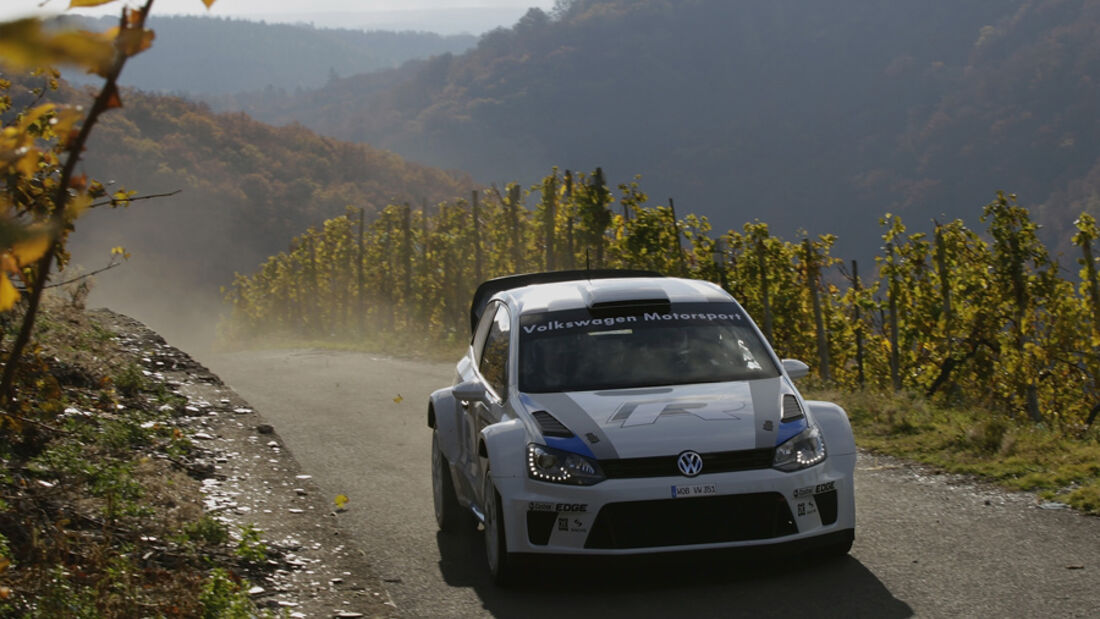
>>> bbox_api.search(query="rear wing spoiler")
[469,269,661,336]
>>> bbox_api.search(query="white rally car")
[428,271,855,585]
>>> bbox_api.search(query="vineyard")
[222,168,1100,429]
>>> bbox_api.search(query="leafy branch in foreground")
[0,1,159,405]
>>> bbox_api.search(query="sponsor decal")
[521,311,745,336]
[762,420,774,432]
[585,432,600,444]
[609,400,745,428]
[556,503,588,512]
[793,486,814,499]
[558,517,569,532]
[523,315,639,334]
[671,482,718,498]
[796,500,818,517]
[642,311,744,322]
[815,481,836,494]
[530,501,589,513]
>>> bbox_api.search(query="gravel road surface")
[202,348,1100,618]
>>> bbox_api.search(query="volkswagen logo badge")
[676,450,703,477]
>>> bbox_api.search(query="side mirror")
[782,359,810,380]
[453,380,488,404]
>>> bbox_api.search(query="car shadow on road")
[437,531,912,618]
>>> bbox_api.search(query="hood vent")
[782,395,804,422]
[532,410,574,438]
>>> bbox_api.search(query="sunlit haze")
[0,0,555,34]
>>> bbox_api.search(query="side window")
[471,301,498,366]
[478,305,511,399]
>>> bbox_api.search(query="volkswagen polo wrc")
[428,270,855,584]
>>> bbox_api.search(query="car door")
[466,303,511,498]
[456,302,511,500]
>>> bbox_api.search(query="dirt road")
[202,348,1099,618]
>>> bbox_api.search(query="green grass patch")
[809,387,1100,514]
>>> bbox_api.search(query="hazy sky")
[0,0,555,33]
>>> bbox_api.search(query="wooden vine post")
[804,238,831,383]
[851,259,865,388]
[472,190,483,282]
[756,237,774,343]
[886,241,901,391]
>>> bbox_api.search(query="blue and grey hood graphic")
[521,378,807,460]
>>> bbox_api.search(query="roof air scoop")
[584,284,670,317]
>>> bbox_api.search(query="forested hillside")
[50,85,475,349]
[225,0,1100,257]
[64,15,476,95]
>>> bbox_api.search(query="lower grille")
[527,511,557,545]
[815,489,838,525]
[600,448,774,479]
[584,492,797,549]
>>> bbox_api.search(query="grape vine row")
[221,169,1100,427]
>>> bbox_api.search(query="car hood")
[521,378,791,460]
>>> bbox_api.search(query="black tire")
[819,530,854,559]
[483,469,522,586]
[432,432,472,533]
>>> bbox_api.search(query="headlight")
[527,443,605,485]
[773,424,826,471]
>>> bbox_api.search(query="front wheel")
[432,432,472,533]
[483,469,522,586]
[818,530,854,560]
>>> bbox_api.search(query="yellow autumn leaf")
[107,25,155,57]
[65,193,94,220]
[0,585,10,600]
[0,19,115,75]
[10,233,50,266]
[0,557,9,573]
[0,274,19,311]
[202,0,218,8]
[69,0,120,6]
[393,394,404,403]
[334,494,349,509]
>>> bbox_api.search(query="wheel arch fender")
[480,417,527,479]
[429,387,461,465]
[807,400,856,457]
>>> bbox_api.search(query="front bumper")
[493,452,855,556]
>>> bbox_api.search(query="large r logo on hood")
[608,399,747,428]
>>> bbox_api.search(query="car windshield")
[518,301,779,392]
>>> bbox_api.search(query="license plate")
[671,483,718,498]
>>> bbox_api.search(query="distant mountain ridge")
[63,15,476,95]
[212,0,1100,259]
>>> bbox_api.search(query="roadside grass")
[0,298,266,616]
[807,387,1100,515]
